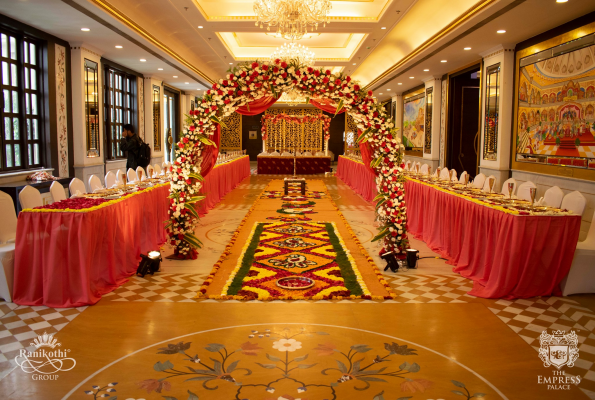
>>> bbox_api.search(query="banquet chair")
[560,209,595,296]
[472,173,486,189]
[482,175,497,193]
[450,169,458,182]
[146,165,154,178]
[404,161,411,170]
[115,169,124,185]
[439,168,450,181]
[420,164,429,175]
[19,185,42,210]
[281,151,292,157]
[543,186,564,208]
[0,191,16,302]
[136,166,147,181]
[49,181,66,203]
[127,168,138,183]
[315,151,325,156]
[88,175,103,193]
[69,177,86,196]
[154,164,162,176]
[303,151,313,156]
[105,171,117,188]
[271,150,280,156]
[500,178,517,196]
[516,181,537,201]
[561,191,587,216]
[295,151,302,157]
[459,171,468,183]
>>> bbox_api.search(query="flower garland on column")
[167,59,409,259]
[261,113,331,142]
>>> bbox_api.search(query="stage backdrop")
[403,93,425,152]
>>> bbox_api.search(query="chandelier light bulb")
[270,42,315,66]
[280,88,306,106]
[254,0,332,41]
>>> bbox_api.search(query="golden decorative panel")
[220,112,242,151]
[345,113,359,152]
[264,108,324,153]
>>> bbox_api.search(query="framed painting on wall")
[403,92,425,155]
[512,23,595,180]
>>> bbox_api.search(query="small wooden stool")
[284,179,306,195]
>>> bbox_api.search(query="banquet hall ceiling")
[0,0,594,100]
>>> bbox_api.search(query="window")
[483,63,500,161]
[84,59,99,157]
[0,30,43,172]
[104,66,135,159]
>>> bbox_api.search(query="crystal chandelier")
[280,88,306,106]
[254,0,332,41]
[270,42,315,66]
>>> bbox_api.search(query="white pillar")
[479,45,515,188]
[70,44,105,190]
[144,77,165,165]
[392,94,403,144]
[422,77,442,171]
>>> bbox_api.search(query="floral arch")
[166,59,409,259]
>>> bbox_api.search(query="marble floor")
[1,166,595,399]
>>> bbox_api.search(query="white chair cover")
[482,175,497,193]
[281,152,292,157]
[0,191,17,244]
[516,181,537,201]
[303,151,313,156]
[115,169,124,185]
[49,181,66,203]
[561,209,595,295]
[472,173,486,189]
[458,171,468,183]
[105,171,117,188]
[315,151,325,156]
[136,166,147,181]
[500,178,517,196]
[146,165,154,178]
[439,168,450,180]
[420,164,429,175]
[69,177,86,196]
[19,185,42,210]
[450,169,458,182]
[154,164,162,176]
[543,186,564,208]
[127,168,138,183]
[404,161,411,170]
[295,152,302,157]
[88,175,103,193]
[561,191,587,216]
[270,151,280,156]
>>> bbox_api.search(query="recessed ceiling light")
[115,45,123,49]
[173,76,178,78]
[198,26,204,28]
[229,62,233,65]
[81,28,90,32]
[398,82,402,85]
[158,68,163,70]
[409,76,414,79]
[556,0,568,3]
[497,29,506,34]
[441,60,447,63]
[387,89,391,91]
[423,69,429,72]
[185,82,189,84]
[379,93,383,95]
[140,59,146,62]
[352,63,356,65]
[464,47,471,50]
[381,27,386,30]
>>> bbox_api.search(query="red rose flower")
[354,84,360,91]
[281,61,288,68]
[222,80,228,86]
[274,58,281,65]
[251,61,259,69]
[189,126,195,131]
[262,64,269,71]
[325,69,331,75]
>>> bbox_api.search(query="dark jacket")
[120,133,142,170]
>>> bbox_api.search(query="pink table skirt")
[336,156,378,202]
[13,184,170,307]
[404,178,581,299]
[196,155,251,215]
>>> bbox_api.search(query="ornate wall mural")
[55,44,68,177]
[403,93,425,151]
[515,42,595,170]
[264,108,323,153]
[138,76,145,140]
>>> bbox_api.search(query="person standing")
[120,124,142,170]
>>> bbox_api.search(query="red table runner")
[257,156,331,175]
[336,156,377,202]
[13,184,170,307]
[404,178,581,299]
[196,155,251,214]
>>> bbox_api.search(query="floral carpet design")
[261,191,328,200]
[220,222,371,300]
[83,325,494,400]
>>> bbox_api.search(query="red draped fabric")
[200,125,221,178]
[359,140,376,176]
[236,96,278,115]
[310,98,345,115]
[336,156,377,202]
[196,156,251,215]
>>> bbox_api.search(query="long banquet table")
[257,155,331,175]
[13,183,170,307]
[336,155,377,202]
[196,155,251,214]
[404,177,582,299]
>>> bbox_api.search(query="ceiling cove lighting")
[115,45,123,49]
[254,0,332,41]
[81,28,90,32]
[556,0,568,3]
[497,29,506,34]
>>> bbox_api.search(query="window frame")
[104,65,136,160]
[0,28,44,172]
